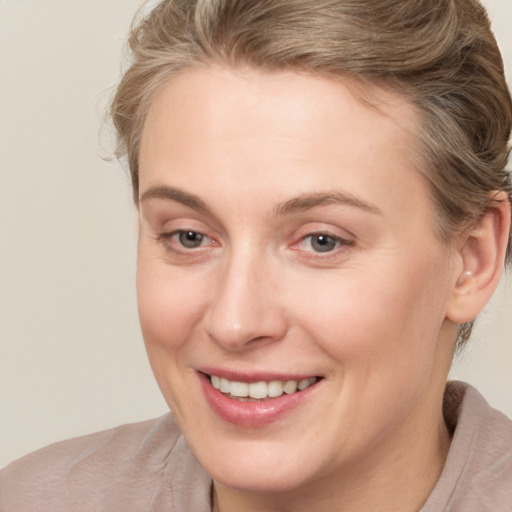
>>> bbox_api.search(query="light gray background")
[0,0,511,467]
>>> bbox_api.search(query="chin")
[190,435,325,494]
[211,464,313,494]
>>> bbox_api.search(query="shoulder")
[0,414,211,512]
[453,383,512,509]
[423,381,512,511]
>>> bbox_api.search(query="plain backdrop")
[0,0,511,468]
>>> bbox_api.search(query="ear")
[446,191,511,324]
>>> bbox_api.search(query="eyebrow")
[140,185,382,217]
[274,191,382,216]
[140,186,211,215]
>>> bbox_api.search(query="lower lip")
[199,373,319,427]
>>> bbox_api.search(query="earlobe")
[447,191,511,324]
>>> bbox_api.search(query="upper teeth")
[210,375,317,399]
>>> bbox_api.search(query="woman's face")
[137,67,458,493]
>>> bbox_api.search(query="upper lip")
[198,367,321,383]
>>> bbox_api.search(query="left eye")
[301,234,343,253]
[176,230,207,248]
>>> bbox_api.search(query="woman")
[2,0,511,510]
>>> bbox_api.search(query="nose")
[203,250,288,351]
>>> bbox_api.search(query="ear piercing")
[457,270,473,286]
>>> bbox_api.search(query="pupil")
[312,235,336,252]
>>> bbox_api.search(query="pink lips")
[198,371,320,427]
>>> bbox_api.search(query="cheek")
[136,259,209,418]
[136,258,212,410]
[292,264,452,446]
[293,261,450,373]
[137,260,204,348]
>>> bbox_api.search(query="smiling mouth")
[207,374,320,401]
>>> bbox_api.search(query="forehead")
[142,66,418,147]
[139,66,430,225]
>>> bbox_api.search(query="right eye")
[156,229,214,253]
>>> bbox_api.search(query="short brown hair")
[111,0,512,347]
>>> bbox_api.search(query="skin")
[136,66,471,512]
